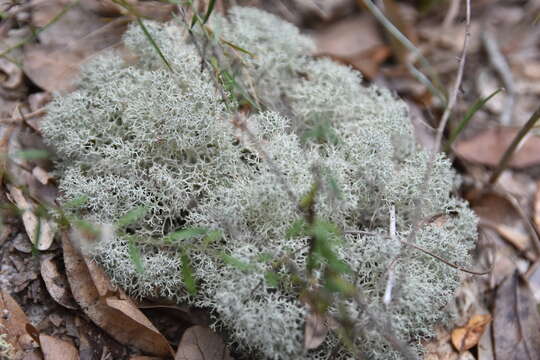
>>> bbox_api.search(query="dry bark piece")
[454,127,540,168]
[7,185,55,250]
[493,272,540,359]
[175,326,233,360]
[39,334,79,360]
[303,312,328,351]
[40,255,78,310]
[451,314,492,352]
[62,233,173,357]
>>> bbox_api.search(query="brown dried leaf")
[0,58,26,100]
[22,350,43,360]
[423,326,459,360]
[454,127,540,168]
[303,312,327,351]
[32,167,53,185]
[314,14,381,58]
[472,193,533,258]
[525,260,540,303]
[0,289,32,354]
[522,62,540,80]
[62,233,173,357]
[40,255,78,310]
[493,272,540,359]
[313,14,388,79]
[175,326,233,360]
[451,314,492,352]
[477,322,494,360]
[484,222,530,253]
[80,0,123,17]
[39,334,79,360]
[7,185,55,250]
[534,181,540,233]
[24,8,128,92]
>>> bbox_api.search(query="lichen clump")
[42,7,477,360]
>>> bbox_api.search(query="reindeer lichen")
[42,7,477,360]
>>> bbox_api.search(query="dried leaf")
[0,58,26,100]
[39,334,79,360]
[473,193,533,259]
[477,322,494,360]
[454,127,540,168]
[314,14,381,57]
[0,289,32,354]
[534,181,540,233]
[522,62,540,80]
[451,314,492,352]
[7,185,55,250]
[23,9,128,92]
[303,312,328,351]
[62,233,173,357]
[493,272,540,359]
[313,14,388,79]
[40,256,78,310]
[175,326,233,360]
[80,0,123,17]
[32,166,53,185]
[525,260,540,303]
[484,222,530,252]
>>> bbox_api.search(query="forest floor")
[1,0,540,359]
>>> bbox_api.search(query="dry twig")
[482,30,516,126]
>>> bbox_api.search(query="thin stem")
[489,106,540,185]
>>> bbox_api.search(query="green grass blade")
[112,0,173,71]
[116,207,148,228]
[127,236,144,273]
[445,88,503,152]
[135,17,172,71]
[202,0,216,24]
[180,250,198,295]
[489,106,540,185]
[221,39,256,57]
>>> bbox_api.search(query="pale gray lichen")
[42,6,477,360]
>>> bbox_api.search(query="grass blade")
[445,88,503,152]
[202,0,216,24]
[361,0,446,104]
[127,236,144,273]
[112,0,173,71]
[489,106,540,185]
[180,250,197,295]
